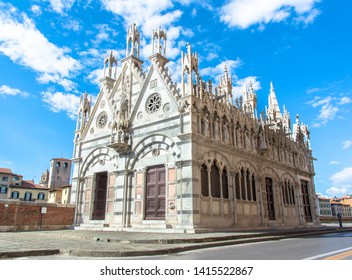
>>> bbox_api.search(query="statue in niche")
[202,115,210,137]
[223,123,230,144]
[214,118,220,140]
[236,125,243,147]
[244,129,250,149]
[111,111,120,143]
[251,131,257,153]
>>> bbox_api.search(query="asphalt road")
[134,231,352,260]
[14,231,352,260]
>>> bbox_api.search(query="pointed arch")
[79,147,117,178]
[126,134,181,170]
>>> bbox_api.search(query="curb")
[0,249,60,259]
[67,228,352,258]
[1,227,351,259]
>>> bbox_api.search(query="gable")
[130,63,180,127]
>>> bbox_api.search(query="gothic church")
[71,24,319,232]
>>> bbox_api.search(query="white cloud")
[200,59,242,81]
[343,140,352,149]
[339,96,352,105]
[41,91,80,120]
[62,19,81,31]
[308,95,350,127]
[46,0,76,15]
[0,3,81,90]
[91,24,118,47]
[31,5,42,16]
[317,102,338,124]
[329,161,340,165]
[219,0,321,29]
[232,76,261,99]
[87,68,105,87]
[327,166,352,196]
[101,0,176,34]
[329,167,352,188]
[326,186,349,197]
[0,85,29,97]
[100,0,187,60]
[198,60,261,101]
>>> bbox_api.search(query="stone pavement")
[0,223,351,259]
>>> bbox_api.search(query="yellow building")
[9,180,49,202]
[48,184,71,204]
[0,168,23,199]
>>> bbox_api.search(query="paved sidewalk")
[0,223,351,259]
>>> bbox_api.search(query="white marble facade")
[71,24,319,232]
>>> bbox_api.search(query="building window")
[24,192,32,201]
[37,193,45,200]
[236,168,257,202]
[13,176,20,181]
[201,162,229,199]
[201,164,209,196]
[0,186,8,194]
[222,168,229,199]
[2,176,8,181]
[64,162,68,168]
[282,179,295,206]
[97,112,108,128]
[56,162,61,168]
[11,191,19,199]
[235,172,241,199]
[146,93,162,113]
[210,163,221,198]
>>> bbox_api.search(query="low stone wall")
[320,215,352,223]
[0,200,75,231]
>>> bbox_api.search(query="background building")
[316,195,332,216]
[48,185,72,204]
[48,158,72,190]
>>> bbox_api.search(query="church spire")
[126,23,140,58]
[218,64,232,104]
[243,81,257,118]
[181,43,199,97]
[152,26,167,56]
[149,26,169,67]
[267,81,282,122]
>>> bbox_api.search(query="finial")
[270,81,274,91]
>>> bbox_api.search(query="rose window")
[146,93,162,113]
[97,112,108,128]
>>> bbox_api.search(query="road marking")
[304,246,352,260]
[323,250,352,260]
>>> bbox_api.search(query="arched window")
[241,168,246,200]
[201,164,209,196]
[252,175,256,201]
[210,163,221,198]
[235,172,241,199]
[235,168,257,202]
[246,170,252,201]
[56,162,61,168]
[222,168,229,199]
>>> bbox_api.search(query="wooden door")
[301,180,312,222]
[92,172,108,220]
[145,165,166,220]
[265,177,276,220]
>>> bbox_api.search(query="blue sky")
[0,0,351,197]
